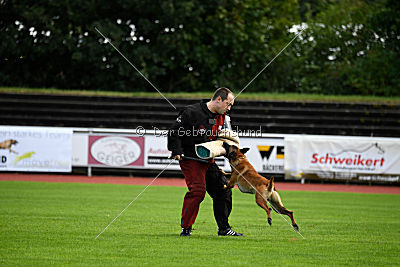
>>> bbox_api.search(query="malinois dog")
[222,142,298,231]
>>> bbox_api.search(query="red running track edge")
[0,173,399,195]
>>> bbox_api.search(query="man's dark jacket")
[168,100,225,158]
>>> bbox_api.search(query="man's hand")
[173,154,184,161]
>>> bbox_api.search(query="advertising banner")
[0,126,72,172]
[144,134,227,170]
[143,135,285,173]
[80,134,285,173]
[145,134,180,170]
[88,135,144,167]
[285,135,400,182]
[241,137,285,174]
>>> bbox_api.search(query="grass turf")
[0,181,399,266]
[2,86,400,104]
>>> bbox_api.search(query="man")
[168,87,243,237]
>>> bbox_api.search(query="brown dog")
[0,139,18,154]
[222,142,298,231]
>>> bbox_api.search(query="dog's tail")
[267,176,274,193]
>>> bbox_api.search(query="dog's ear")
[240,147,250,154]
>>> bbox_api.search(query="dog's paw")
[292,224,299,231]
[220,169,231,176]
[268,218,272,226]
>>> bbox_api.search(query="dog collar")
[231,156,245,168]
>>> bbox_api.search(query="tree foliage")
[0,0,399,96]
[292,0,400,96]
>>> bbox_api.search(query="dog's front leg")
[220,169,231,176]
[223,174,237,190]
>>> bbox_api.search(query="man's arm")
[167,109,188,160]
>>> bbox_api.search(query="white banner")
[144,134,227,170]
[144,134,180,170]
[285,135,400,182]
[142,135,285,173]
[241,137,285,174]
[0,126,72,172]
[70,133,285,174]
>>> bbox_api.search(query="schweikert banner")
[284,135,400,183]
[0,126,72,172]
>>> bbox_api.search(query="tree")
[1,0,398,96]
[0,0,299,93]
[288,0,400,96]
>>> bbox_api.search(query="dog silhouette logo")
[0,139,19,154]
[13,152,36,164]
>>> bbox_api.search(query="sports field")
[0,180,399,266]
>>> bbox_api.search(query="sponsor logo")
[9,150,68,169]
[13,151,36,164]
[0,139,19,154]
[258,145,274,160]
[257,145,284,160]
[257,145,284,173]
[311,153,385,167]
[148,148,170,155]
[90,136,142,166]
[310,143,387,172]
[276,146,284,159]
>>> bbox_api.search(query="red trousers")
[179,159,212,228]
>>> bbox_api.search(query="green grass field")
[2,86,400,104]
[1,181,399,266]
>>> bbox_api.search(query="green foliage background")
[1,0,399,96]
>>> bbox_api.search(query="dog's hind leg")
[269,191,299,231]
[255,191,272,226]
